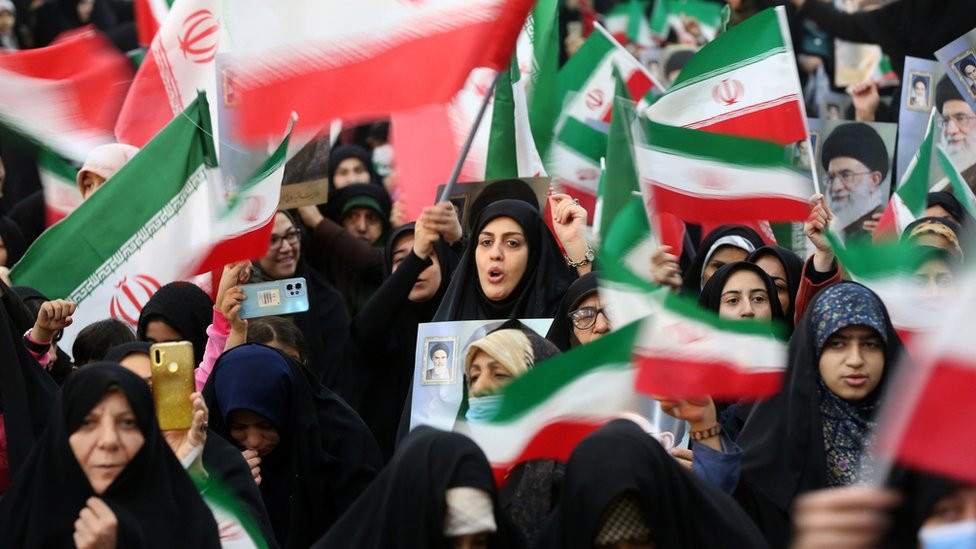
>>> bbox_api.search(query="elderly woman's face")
[69,389,145,495]
[466,350,514,397]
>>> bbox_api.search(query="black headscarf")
[312,426,526,549]
[545,272,599,352]
[136,281,213,365]
[0,363,220,547]
[927,191,968,226]
[324,182,393,235]
[434,199,575,321]
[466,178,541,234]
[538,419,770,549]
[203,344,381,549]
[326,144,381,192]
[748,245,804,326]
[10,284,73,384]
[681,225,765,297]
[0,215,26,267]
[884,468,966,549]
[698,261,786,321]
[735,282,905,548]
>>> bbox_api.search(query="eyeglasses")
[825,170,873,186]
[269,228,300,250]
[569,306,609,330]
[939,113,976,130]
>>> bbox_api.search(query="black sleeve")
[798,0,899,47]
[350,251,433,356]
[804,255,839,285]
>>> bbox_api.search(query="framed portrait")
[448,195,468,225]
[421,336,458,386]
[905,71,933,111]
[951,50,976,100]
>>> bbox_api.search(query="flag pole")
[437,69,505,203]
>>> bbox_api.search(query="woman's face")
[818,325,885,401]
[332,158,370,189]
[923,486,976,527]
[753,254,790,313]
[227,409,280,456]
[571,293,611,346]
[391,233,443,302]
[475,217,529,302]
[702,245,749,288]
[80,171,107,200]
[69,389,145,495]
[144,319,182,344]
[259,213,300,280]
[449,533,490,549]
[342,207,384,245]
[718,269,772,320]
[466,350,514,397]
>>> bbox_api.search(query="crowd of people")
[2,0,976,548]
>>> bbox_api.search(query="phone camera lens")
[295,283,302,289]
[287,284,294,290]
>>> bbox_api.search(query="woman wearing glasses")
[248,211,353,391]
[545,273,611,352]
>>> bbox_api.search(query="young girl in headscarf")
[312,426,525,548]
[663,282,905,548]
[203,344,381,549]
[748,246,804,328]
[679,225,766,297]
[0,363,220,547]
[539,419,769,549]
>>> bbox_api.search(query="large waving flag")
[457,322,643,482]
[875,109,968,238]
[222,0,534,144]
[115,0,221,147]
[875,274,976,485]
[0,29,132,162]
[548,23,663,199]
[11,94,288,353]
[643,7,806,145]
[633,293,788,400]
[631,118,814,224]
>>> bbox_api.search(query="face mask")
[919,520,976,549]
[465,394,504,422]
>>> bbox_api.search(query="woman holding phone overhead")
[0,363,220,548]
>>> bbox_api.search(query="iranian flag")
[876,109,971,238]
[603,0,653,50]
[221,0,534,144]
[549,22,663,199]
[456,322,643,481]
[11,94,288,353]
[115,0,220,147]
[875,276,976,484]
[633,293,788,399]
[37,148,83,227]
[632,117,813,224]
[0,28,132,162]
[391,0,557,220]
[643,7,807,146]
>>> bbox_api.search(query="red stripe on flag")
[115,51,172,146]
[694,98,806,146]
[191,215,275,275]
[885,359,976,484]
[651,185,810,224]
[602,71,654,124]
[652,211,687,258]
[134,0,161,47]
[231,4,533,143]
[490,419,604,486]
[872,199,899,242]
[635,355,783,400]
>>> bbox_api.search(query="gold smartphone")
[150,341,195,431]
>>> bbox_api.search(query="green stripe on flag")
[826,230,930,279]
[669,8,784,90]
[600,71,640,240]
[38,148,78,182]
[557,30,614,92]
[528,0,560,160]
[600,197,658,292]
[11,94,215,298]
[486,58,519,180]
[896,113,936,214]
[558,117,608,164]
[222,128,291,218]
[489,321,640,423]
[640,117,798,169]
[663,292,789,339]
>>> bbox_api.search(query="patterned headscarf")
[593,493,652,545]
[810,283,887,354]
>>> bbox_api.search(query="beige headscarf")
[76,143,140,195]
[463,328,534,378]
[443,487,497,538]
